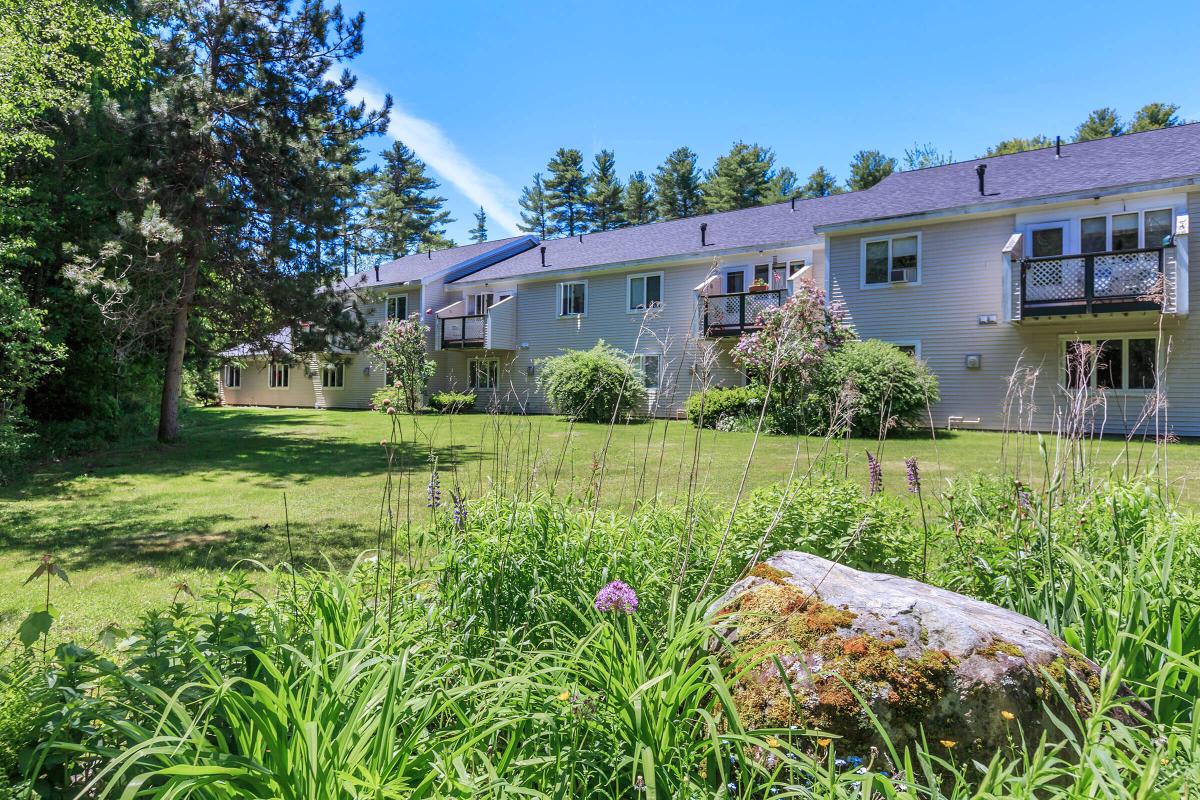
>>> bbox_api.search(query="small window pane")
[1031,227,1064,258]
[895,344,918,357]
[1128,338,1156,389]
[1095,340,1123,389]
[1064,341,1090,390]
[561,283,585,315]
[754,264,770,284]
[387,296,407,320]
[891,236,918,274]
[640,355,661,389]
[725,272,745,293]
[629,276,645,309]
[1144,209,1172,248]
[645,274,661,305]
[865,240,890,284]
[1112,213,1139,251]
[1081,217,1107,253]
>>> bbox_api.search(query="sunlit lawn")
[2,405,1199,645]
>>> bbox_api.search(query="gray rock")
[709,551,1103,759]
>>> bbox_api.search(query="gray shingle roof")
[817,122,1200,229]
[457,123,1200,285]
[337,235,536,291]
[454,192,873,284]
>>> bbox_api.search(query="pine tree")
[368,141,454,259]
[765,167,798,204]
[702,142,777,212]
[902,143,951,170]
[985,136,1052,156]
[586,149,624,230]
[544,147,589,237]
[800,166,842,198]
[653,146,703,220]
[468,206,488,243]
[1074,108,1123,141]
[846,150,896,191]
[623,171,657,226]
[1129,102,1182,133]
[518,173,552,239]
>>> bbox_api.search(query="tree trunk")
[157,254,200,443]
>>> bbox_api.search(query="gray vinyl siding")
[828,202,1197,435]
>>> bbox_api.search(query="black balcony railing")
[440,314,486,348]
[1021,247,1164,317]
[700,289,786,337]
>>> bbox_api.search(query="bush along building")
[221,123,1200,437]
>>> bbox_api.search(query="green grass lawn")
[2,405,1199,645]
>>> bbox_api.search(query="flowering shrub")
[536,341,646,423]
[370,315,435,412]
[730,281,852,403]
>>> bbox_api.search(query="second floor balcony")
[435,295,518,351]
[698,288,787,337]
[1020,247,1165,317]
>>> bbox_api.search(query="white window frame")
[468,357,500,389]
[1076,208,1174,253]
[1057,332,1160,395]
[1025,220,1070,257]
[860,231,922,289]
[386,294,408,321]
[222,364,241,389]
[632,353,662,389]
[321,362,344,389]
[558,280,588,317]
[268,361,289,389]
[626,272,664,312]
[888,340,922,359]
[469,293,494,315]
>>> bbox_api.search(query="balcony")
[435,296,518,350]
[699,289,786,337]
[1020,248,1165,318]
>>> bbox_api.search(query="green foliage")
[0,413,32,484]
[0,657,42,786]
[429,391,476,414]
[806,339,939,436]
[586,149,624,230]
[902,142,952,170]
[1074,107,1124,141]
[367,140,454,258]
[653,146,704,220]
[516,172,551,238]
[0,277,65,412]
[986,135,1053,156]
[702,141,777,211]
[800,165,842,197]
[370,315,436,412]
[467,205,487,243]
[685,385,767,429]
[544,147,589,236]
[536,340,647,423]
[846,149,896,190]
[622,170,657,225]
[1129,102,1183,133]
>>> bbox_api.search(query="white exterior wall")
[827,190,1198,435]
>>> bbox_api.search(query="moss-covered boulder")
[709,552,1103,758]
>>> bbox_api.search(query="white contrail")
[352,83,523,236]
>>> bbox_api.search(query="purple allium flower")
[865,451,882,495]
[426,470,441,509]
[450,489,467,530]
[904,457,920,494]
[594,580,638,614]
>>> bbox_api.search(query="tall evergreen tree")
[800,166,842,198]
[1074,108,1123,141]
[846,150,896,191]
[1129,102,1182,133]
[544,147,589,237]
[623,171,657,227]
[468,206,488,243]
[765,167,798,204]
[64,0,388,442]
[985,136,1052,156]
[586,149,624,230]
[367,141,454,259]
[517,173,552,239]
[702,142,776,212]
[653,146,703,220]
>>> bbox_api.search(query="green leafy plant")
[429,390,476,414]
[18,554,69,654]
[370,315,435,412]
[537,340,646,423]
[806,338,939,436]
[685,385,767,429]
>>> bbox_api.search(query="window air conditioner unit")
[891,267,917,283]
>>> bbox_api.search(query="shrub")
[0,415,34,485]
[685,385,766,429]
[429,391,476,414]
[536,340,646,423]
[805,339,939,436]
[370,315,435,412]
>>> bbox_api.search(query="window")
[470,293,494,315]
[386,295,407,321]
[890,342,920,358]
[628,272,663,311]
[268,362,289,389]
[559,281,587,316]
[468,358,499,389]
[754,264,770,285]
[1061,334,1158,391]
[1144,209,1173,248]
[862,233,920,286]
[1029,224,1065,257]
[1112,213,1139,251]
[321,362,344,389]
[1080,217,1107,254]
[723,270,745,294]
[633,353,662,389]
[222,365,241,388]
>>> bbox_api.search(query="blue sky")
[343,0,1200,243]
